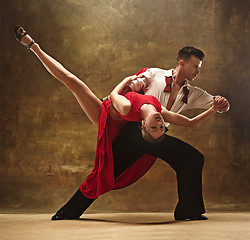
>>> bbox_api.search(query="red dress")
[79,92,161,199]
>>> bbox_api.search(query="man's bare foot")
[15,26,35,49]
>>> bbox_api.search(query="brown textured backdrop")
[0,0,249,213]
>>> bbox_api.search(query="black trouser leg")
[112,122,206,218]
[54,121,205,219]
[174,153,205,218]
[112,123,148,178]
[52,123,146,219]
[58,189,95,218]
[145,132,205,218]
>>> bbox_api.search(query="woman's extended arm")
[161,96,223,127]
[110,75,138,116]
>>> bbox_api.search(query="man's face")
[181,55,202,81]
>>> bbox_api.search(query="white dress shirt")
[127,68,214,126]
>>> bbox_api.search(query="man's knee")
[193,150,205,168]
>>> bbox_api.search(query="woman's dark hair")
[177,46,205,63]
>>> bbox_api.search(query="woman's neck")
[140,104,157,120]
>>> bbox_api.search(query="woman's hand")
[212,96,226,112]
[111,75,138,96]
[122,75,138,85]
[213,95,230,112]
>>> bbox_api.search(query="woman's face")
[144,112,165,139]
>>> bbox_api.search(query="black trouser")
[60,122,205,218]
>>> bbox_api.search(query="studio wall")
[0,0,249,213]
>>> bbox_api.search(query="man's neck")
[172,66,186,87]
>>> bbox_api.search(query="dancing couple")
[15,26,229,221]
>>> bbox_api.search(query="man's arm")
[185,86,230,113]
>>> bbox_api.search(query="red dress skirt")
[79,92,161,199]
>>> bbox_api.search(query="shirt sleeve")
[126,68,153,93]
[185,86,214,110]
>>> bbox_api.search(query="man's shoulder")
[148,67,173,76]
[187,84,206,93]
[186,84,213,100]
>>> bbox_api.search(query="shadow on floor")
[78,217,178,225]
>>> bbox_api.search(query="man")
[52,46,229,221]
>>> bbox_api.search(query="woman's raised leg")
[15,26,101,126]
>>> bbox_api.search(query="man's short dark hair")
[177,46,205,62]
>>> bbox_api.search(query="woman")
[15,26,222,219]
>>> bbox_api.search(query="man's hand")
[214,95,230,112]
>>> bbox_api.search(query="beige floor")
[0,212,249,240]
